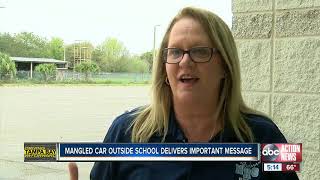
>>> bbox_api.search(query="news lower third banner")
[24,143,259,162]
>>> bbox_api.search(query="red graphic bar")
[281,163,300,172]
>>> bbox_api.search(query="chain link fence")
[2,71,152,83]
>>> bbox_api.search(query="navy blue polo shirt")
[90,108,299,180]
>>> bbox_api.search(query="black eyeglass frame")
[162,47,219,64]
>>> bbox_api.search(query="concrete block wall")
[232,0,320,179]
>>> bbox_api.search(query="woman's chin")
[175,92,201,103]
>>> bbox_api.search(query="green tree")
[75,61,100,81]
[49,37,64,60]
[127,56,149,73]
[93,37,130,72]
[34,63,57,81]
[0,32,66,59]
[140,51,153,72]
[0,52,16,80]
[102,38,129,59]
[0,33,16,56]
[14,32,50,58]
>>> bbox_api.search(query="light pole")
[153,25,160,60]
[63,46,66,62]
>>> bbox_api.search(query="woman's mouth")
[179,74,199,84]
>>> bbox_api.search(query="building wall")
[232,0,320,179]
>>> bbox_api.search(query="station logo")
[261,144,302,163]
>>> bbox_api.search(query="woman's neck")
[173,99,223,142]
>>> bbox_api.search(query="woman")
[69,7,298,180]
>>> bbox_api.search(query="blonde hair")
[130,7,260,143]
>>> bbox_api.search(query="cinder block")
[232,13,273,38]
[242,92,270,115]
[276,10,320,37]
[276,0,320,9]
[274,38,320,93]
[272,94,320,152]
[236,40,271,91]
[298,151,320,179]
[232,0,272,12]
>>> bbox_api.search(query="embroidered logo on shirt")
[235,162,260,180]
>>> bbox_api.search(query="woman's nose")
[179,53,195,68]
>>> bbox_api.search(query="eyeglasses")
[162,47,218,64]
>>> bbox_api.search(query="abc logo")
[262,144,279,161]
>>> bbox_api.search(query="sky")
[0,0,232,55]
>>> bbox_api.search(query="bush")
[34,63,57,81]
[127,58,149,73]
[74,61,100,81]
[0,52,17,80]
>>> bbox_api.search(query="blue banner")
[58,143,260,161]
